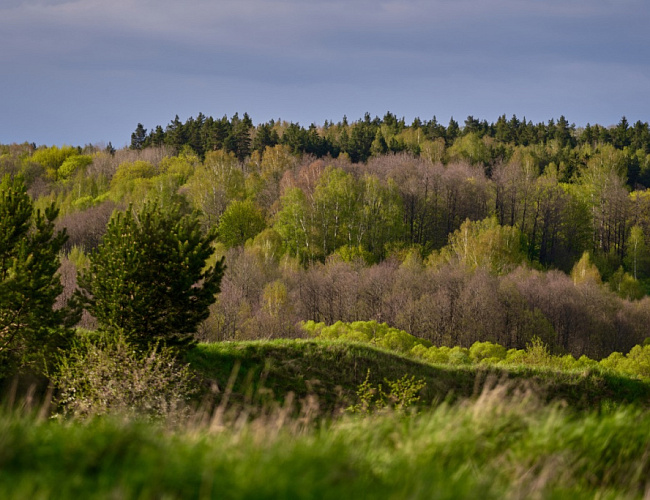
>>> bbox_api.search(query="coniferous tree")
[0,176,76,377]
[130,123,148,150]
[77,202,225,352]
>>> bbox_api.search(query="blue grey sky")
[1,0,649,147]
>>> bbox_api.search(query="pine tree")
[0,176,75,377]
[77,202,225,352]
[130,123,148,150]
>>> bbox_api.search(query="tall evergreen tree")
[0,176,75,377]
[77,202,225,352]
[130,123,148,150]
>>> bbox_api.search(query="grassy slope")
[187,339,650,412]
[4,340,650,499]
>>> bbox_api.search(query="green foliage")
[30,145,78,178]
[469,341,507,363]
[273,187,312,262]
[624,225,650,280]
[571,251,602,284]
[217,200,266,248]
[301,320,650,381]
[51,331,196,419]
[601,345,650,378]
[77,202,225,352]
[609,266,645,300]
[413,345,472,366]
[348,369,426,413]
[0,175,76,377]
[447,132,490,165]
[246,228,286,264]
[110,160,153,188]
[302,320,431,354]
[186,150,245,225]
[274,168,404,263]
[334,244,375,264]
[521,335,552,366]
[445,216,526,274]
[159,152,198,184]
[57,154,93,180]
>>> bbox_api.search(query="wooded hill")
[2,112,650,360]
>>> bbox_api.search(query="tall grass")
[2,380,650,499]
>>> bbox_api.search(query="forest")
[4,112,650,498]
[2,112,650,359]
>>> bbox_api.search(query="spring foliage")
[303,320,650,378]
[52,332,196,419]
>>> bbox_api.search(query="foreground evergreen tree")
[77,202,225,351]
[0,176,74,378]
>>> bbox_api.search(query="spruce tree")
[0,175,74,377]
[130,123,148,150]
[77,202,225,352]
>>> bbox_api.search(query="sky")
[1,0,649,148]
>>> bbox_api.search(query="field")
[3,339,650,499]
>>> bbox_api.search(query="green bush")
[303,320,429,354]
[347,369,426,414]
[51,331,196,419]
[469,341,507,363]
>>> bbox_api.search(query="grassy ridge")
[188,339,650,412]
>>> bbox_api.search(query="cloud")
[1,0,649,144]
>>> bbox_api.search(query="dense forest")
[3,112,650,360]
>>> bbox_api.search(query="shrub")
[348,369,426,414]
[469,341,507,363]
[52,332,196,419]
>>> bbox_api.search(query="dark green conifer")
[0,176,75,377]
[77,202,225,352]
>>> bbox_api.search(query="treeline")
[198,244,650,360]
[130,112,650,187]
[4,143,647,278]
[3,112,650,360]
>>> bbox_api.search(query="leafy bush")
[51,332,196,419]
[348,369,426,414]
[601,345,650,378]
[302,320,429,354]
[469,341,507,363]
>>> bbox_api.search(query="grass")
[187,339,650,413]
[4,338,650,499]
[2,384,650,499]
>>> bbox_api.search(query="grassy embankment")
[4,339,650,499]
[187,339,650,412]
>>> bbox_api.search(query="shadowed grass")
[187,339,650,413]
[2,383,650,499]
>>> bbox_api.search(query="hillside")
[188,339,650,413]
